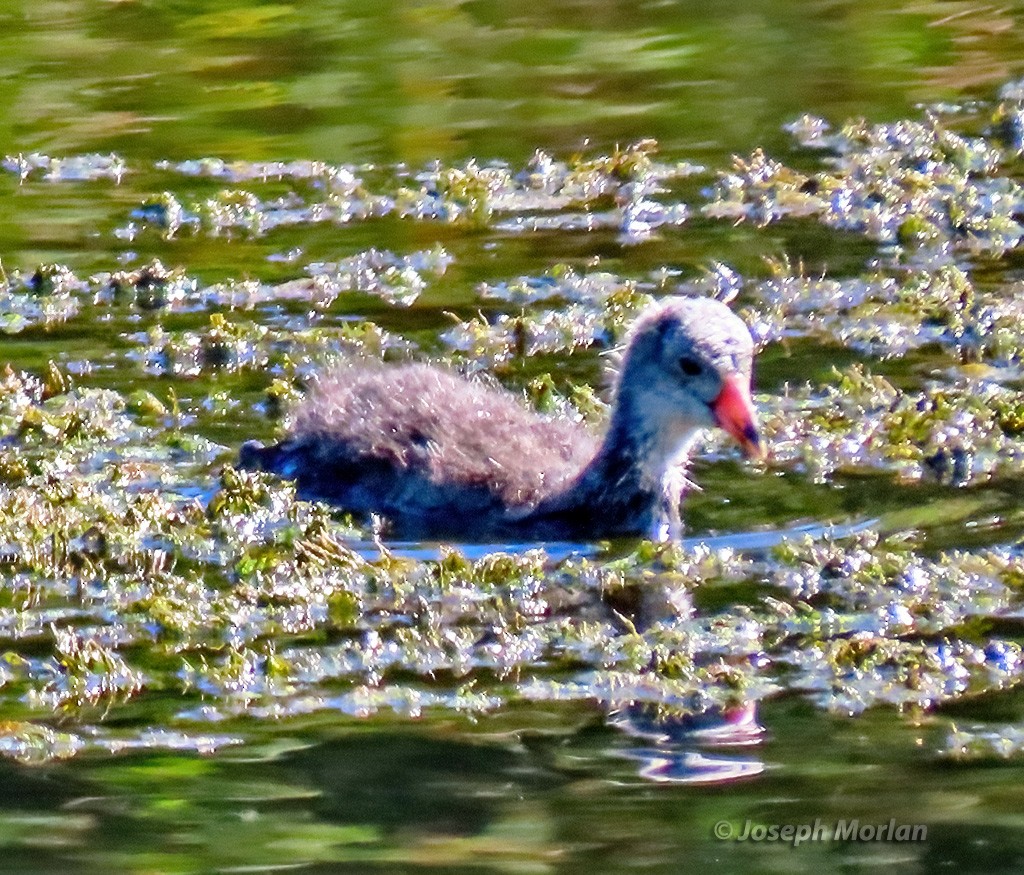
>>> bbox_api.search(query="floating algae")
[0,84,1022,767]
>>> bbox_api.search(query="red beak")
[711,373,763,459]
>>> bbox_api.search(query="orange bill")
[711,373,763,459]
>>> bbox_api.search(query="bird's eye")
[678,355,703,377]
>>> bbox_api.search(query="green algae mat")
[3,1,1024,872]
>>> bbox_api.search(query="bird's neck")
[603,387,701,480]
[566,392,702,538]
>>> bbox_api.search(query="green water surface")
[2,1,1024,872]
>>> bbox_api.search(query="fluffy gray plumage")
[239,296,758,541]
[288,364,596,507]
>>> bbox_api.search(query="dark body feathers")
[242,365,601,539]
[239,297,759,541]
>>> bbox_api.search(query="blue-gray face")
[636,300,755,424]
[611,297,762,460]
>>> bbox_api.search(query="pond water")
[2,0,1024,872]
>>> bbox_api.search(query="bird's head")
[614,297,762,459]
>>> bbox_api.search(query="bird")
[238,296,762,542]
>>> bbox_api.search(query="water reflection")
[611,700,766,784]
[4,0,1024,168]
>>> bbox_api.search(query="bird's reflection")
[609,700,765,784]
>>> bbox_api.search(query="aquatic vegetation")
[130,314,412,378]
[708,115,1024,257]
[2,81,1024,770]
[99,260,197,310]
[478,265,632,306]
[0,371,1021,762]
[443,301,621,367]
[0,245,449,338]
[945,722,1024,760]
[761,365,1024,484]
[2,152,127,183]
[114,139,696,241]
[740,258,1024,368]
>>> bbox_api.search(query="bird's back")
[242,363,598,538]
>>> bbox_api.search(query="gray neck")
[555,389,700,538]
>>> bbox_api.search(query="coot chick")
[239,297,762,541]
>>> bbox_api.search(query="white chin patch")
[649,518,674,542]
